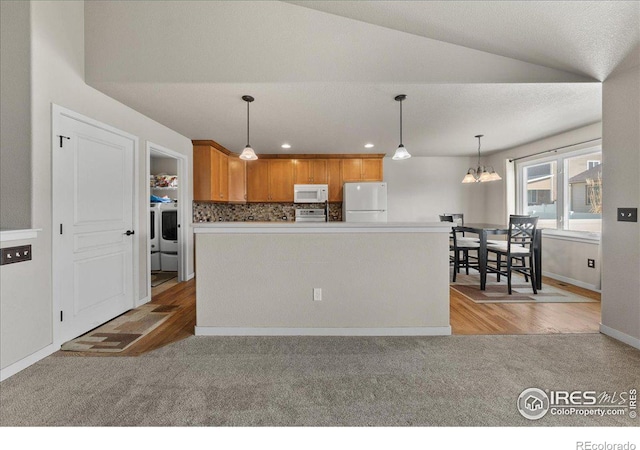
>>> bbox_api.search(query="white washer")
[159,202,179,272]
[159,202,179,253]
[150,203,161,271]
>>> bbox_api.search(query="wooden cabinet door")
[312,159,328,184]
[228,156,246,202]
[209,148,221,200]
[246,160,270,202]
[362,158,383,181]
[218,152,229,201]
[327,159,342,202]
[341,158,362,182]
[193,145,212,201]
[269,159,294,202]
[293,159,312,184]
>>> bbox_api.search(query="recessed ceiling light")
[364,143,374,148]
[281,143,291,149]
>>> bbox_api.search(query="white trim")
[542,229,600,244]
[542,271,601,293]
[187,272,195,281]
[146,141,190,295]
[195,326,452,336]
[599,324,640,350]
[0,228,41,242]
[0,344,58,382]
[51,104,140,347]
[135,295,150,308]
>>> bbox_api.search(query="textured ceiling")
[288,1,640,81]
[83,1,634,157]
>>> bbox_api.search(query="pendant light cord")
[399,99,403,146]
[246,101,250,147]
[477,135,482,167]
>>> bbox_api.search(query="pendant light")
[239,95,258,161]
[462,134,501,183]
[392,94,411,160]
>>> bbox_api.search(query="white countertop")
[193,222,449,234]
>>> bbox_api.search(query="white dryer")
[149,203,161,271]
[159,202,179,272]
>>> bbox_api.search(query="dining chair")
[440,214,479,281]
[486,216,538,294]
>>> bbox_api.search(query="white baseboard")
[599,324,640,350]
[195,326,452,336]
[187,272,195,281]
[542,271,600,292]
[0,343,59,382]
[135,295,150,307]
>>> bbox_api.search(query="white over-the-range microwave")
[293,184,328,203]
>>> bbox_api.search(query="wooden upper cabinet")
[327,159,342,202]
[228,156,246,202]
[246,160,270,202]
[193,144,228,202]
[218,152,229,201]
[193,145,213,201]
[312,159,328,184]
[362,158,383,181]
[342,158,363,182]
[268,159,294,202]
[293,160,312,184]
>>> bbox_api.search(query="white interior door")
[53,110,136,343]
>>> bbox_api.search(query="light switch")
[0,245,32,265]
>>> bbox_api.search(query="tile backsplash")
[193,202,343,222]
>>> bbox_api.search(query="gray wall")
[601,63,640,343]
[383,156,483,223]
[196,232,450,331]
[0,1,31,229]
[1,1,194,371]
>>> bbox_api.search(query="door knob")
[124,230,135,236]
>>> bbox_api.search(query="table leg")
[480,231,488,290]
[535,231,542,290]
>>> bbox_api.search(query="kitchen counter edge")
[192,222,449,234]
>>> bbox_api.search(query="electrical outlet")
[617,208,638,222]
[587,259,595,268]
[0,245,32,265]
[313,288,322,301]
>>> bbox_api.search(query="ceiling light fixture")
[281,143,291,149]
[392,95,411,160]
[364,143,375,149]
[239,95,258,161]
[462,134,502,183]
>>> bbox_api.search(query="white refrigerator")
[343,182,388,222]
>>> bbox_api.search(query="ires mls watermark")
[517,387,637,420]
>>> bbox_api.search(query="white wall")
[478,123,603,288]
[0,1,31,229]
[384,156,483,223]
[150,156,178,175]
[601,63,640,346]
[1,1,193,371]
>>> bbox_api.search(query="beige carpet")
[2,335,639,426]
[451,271,597,303]
[60,303,179,352]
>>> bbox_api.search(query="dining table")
[454,223,542,291]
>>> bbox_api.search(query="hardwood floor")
[56,275,601,357]
[451,276,601,335]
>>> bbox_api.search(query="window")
[517,147,601,233]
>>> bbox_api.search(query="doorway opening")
[146,142,189,301]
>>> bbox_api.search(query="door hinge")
[60,224,63,235]
[57,135,70,148]
[60,311,63,322]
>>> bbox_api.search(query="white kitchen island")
[193,222,451,336]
